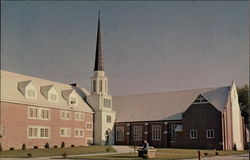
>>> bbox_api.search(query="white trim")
[86,138,93,146]
[60,110,71,120]
[74,112,85,121]
[86,122,93,130]
[74,128,84,138]
[206,129,214,139]
[190,130,198,139]
[27,126,50,139]
[28,106,50,120]
[60,128,71,137]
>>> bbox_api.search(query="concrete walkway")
[0,145,134,160]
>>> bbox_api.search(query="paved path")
[0,145,134,160]
[183,153,249,160]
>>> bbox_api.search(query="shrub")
[33,146,38,149]
[204,153,208,156]
[62,152,68,158]
[22,144,26,150]
[53,145,58,148]
[0,143,2,152]
[233,144,237,151]
[44,142,50,149]
[61,141,65,148]
[106,148,111,152]
[27,152,32,158]
[71,144,75,147]
[215,152,219,155]
[9,147,15,151]
[79,145,83,147]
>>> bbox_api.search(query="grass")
[69,148,248,160]
[0,145,116,158]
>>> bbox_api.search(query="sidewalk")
[183,153,249,160]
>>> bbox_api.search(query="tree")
[237,84,249,129]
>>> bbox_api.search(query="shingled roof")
[0,70,93,113]
[113,86,231,122]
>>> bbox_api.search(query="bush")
[106,148,111,152]
[204,153,208,156]
[27,152,32,158]
[233,144,237,151]
[62,152,68,158]
[0,143,2,152]
[33,146,38,149]
[44,142,50,149]
[215,152,219,155]
[71,144,75,147]
[22,144,26,150]
[53,145,58,148]
[61,141,65,148]
[9,147,15,151]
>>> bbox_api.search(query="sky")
[1,1,249,96]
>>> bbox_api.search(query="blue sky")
[1,1,249,95]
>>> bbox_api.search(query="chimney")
[70,83,77,87]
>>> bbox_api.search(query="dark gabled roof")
[113,86,231,122]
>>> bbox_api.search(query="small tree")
[61,141,65,148]
[0,143,2,151]
[22,144,26,150]
[44,142,50,149]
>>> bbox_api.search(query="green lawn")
[69,148,248,160]
[0,145,116,158]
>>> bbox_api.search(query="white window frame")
[152,125,161,141]
[116,126,124,141]
[106,115,112,123]
[190,130,198,139]
[133,126,142,141]
[171,124,177,141]
[74,128,84,138]
[28,106,50,120]
[60,128,71,137]
[75,112,84,121]
[60,110,71,120]
[49,93,58,102]
[86,138,93,146]
[27,126,50,139]
[86,122,93,130]
[206,129,214,139]
[193,95,209,104]
[69,96,78,106]
[26,89,36,99]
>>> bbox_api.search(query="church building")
[0,14,246,151]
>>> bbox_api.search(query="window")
[171,125,177,141]
[86,138,93,145]
[106,115,112,123]
[60,111,71,120]
[28,107,50,120]
[49,93,57,102]
[75,128,84,137]
[75,112,84,121]
[28,126,50,139]
[193,95,208,104]
[27,89,36,98]
[103,99,111,108]
[86,123,93,130]
[60,128,71,137]
[99,80,103,92]
[70,97,77,105]
[116,126,124,141]
[206,129,214,139]
[93,80,96,92]
[190,130,198,139]
[152,125,161,140]
[133,126,142,141]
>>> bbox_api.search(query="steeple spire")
[94,11,104,71]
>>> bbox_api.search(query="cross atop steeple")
[94,11,104,71]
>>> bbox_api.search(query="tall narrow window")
[152,125,161,140]
[206,129,214,139]
[171,125,177,141]
[99,80,102,92]
[93,80,96,92]
[116,126,124,141]
[190,130,198,139]
[134,126,142,141]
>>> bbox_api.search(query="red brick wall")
[0,101,93,150]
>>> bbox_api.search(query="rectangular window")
[75,112,84,121]
[171,125,177,141]
[28,107,49,120]
[28,126,49,139]
[60,111,71,120]
[27,89,35,98]
[190,130,198,139]
[74,128,84,137]
[152,125,161,140]
[206,129,214,139]
[99,80,103,92]
[103,99,111,108]
[70,97,77,105]
[93,80,96,92]
[86,123,93,130]
[116,126,124,141]
[134,126,142,141]
[106,115,112,123]
[49,93,57,102]
[60,128,71,137]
